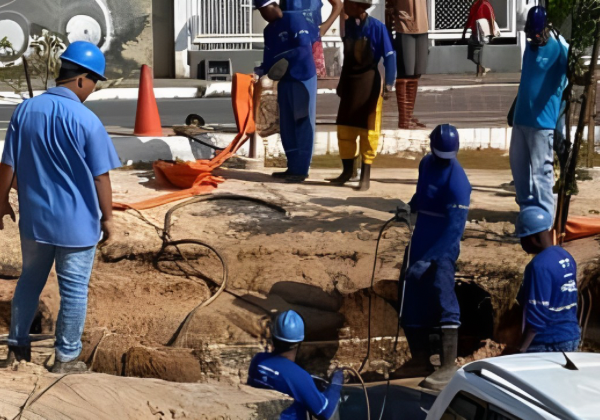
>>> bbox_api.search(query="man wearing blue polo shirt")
[248,310,343,419]
[0,41,121,373]
[510,6,568,221]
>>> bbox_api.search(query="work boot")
[420,327,459,391]
[326,159,354,184]
[271,170,289,179]
[349,156,361,182]
[284,174,307,183]
[393,328,434,378]
[354,163,371,191]
[51,359,88,374]
[7,345,31,365]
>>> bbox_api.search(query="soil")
[0,165,598,404]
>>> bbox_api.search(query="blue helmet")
[525,6,547,45]
[60,41,107,81]
[272,310,305,343]
[430,124,459,159]
[515,206,553,238]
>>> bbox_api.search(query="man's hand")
[100,219,114,244]
[0,200,15,230]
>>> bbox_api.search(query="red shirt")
[464,0,496,33]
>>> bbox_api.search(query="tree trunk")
[556,19,600,242]
[587,72,597,168]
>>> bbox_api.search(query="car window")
[441,393,486,420]
[487,405,523,420]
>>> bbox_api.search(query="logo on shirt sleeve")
[561,280,577,293]
[558,258,571,268]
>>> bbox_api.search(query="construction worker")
[515,207,581,353]
[510,6,568,220]
[255,0,318,183]
[400,124,471,390]
[328,0,396,191]
[0,41,120,373]
[248,310,344,419]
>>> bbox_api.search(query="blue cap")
[272,310,305,343]
[525,6,547,44]
[516,206,553,238]
[430,124,460,159]
[60,41,107,81]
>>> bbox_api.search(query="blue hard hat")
[430,124,460,159]
[515,206,552,238]
[60,41,107,81]
[272,310,305,343]
[525,6,547,44]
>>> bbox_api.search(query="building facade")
[172,0,533,79]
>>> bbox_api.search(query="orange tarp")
[113,74,255,211]
[565,216,600,242]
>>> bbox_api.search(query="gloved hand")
[330,369,344,386]
[267,58,289,81]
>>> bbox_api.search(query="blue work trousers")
[401,258,461,329]
[509,124,555,222]
[9,236,96,362]
[527,339,580,353]
[277,76,317,176]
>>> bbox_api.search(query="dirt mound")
[0,370,291,420]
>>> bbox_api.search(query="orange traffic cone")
[134,65,163,136]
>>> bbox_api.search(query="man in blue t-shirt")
[255,0,318,183]
[515,207,581,353]
[510,6,568,223]
[400,124,471,391]
[248,310,343,420]
[0,41,121,373]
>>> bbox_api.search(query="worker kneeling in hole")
[401,124,471,391]
[248,310,343,419]
[514,207,581,353]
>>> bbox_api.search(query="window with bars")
[191,0,254,50]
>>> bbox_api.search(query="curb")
[0,82,520,105]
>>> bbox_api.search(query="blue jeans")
[277,76,317,176]
[9,237,96,362]
[527,339,580,353]
[509,125,555,222]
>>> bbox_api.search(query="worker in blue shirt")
[400,124,471,390]
[328,0,396,191]
[248,310,343,420]
[255,0,318,183]
[510,6,568,221]
[0,41,121,373]
[515,207,581,353]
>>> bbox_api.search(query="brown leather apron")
[336,27,382,131]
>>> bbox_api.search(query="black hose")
[181,133,226,151]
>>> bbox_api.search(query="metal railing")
[191,0,253,50]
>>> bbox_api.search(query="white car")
[426,352,600,420]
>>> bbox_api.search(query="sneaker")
[51,359,88,374]
[7,345,31,364]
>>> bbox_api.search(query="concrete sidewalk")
[0,73,522,105]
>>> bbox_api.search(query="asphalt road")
[0,85,520,140]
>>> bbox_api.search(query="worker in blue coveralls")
[255,0,318,183]
[400,124,471,391]
[248,310,344,419]
[0,41,120,373]
[327,0,396,191]
[510,6,568,221]
[514,207,581,353]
